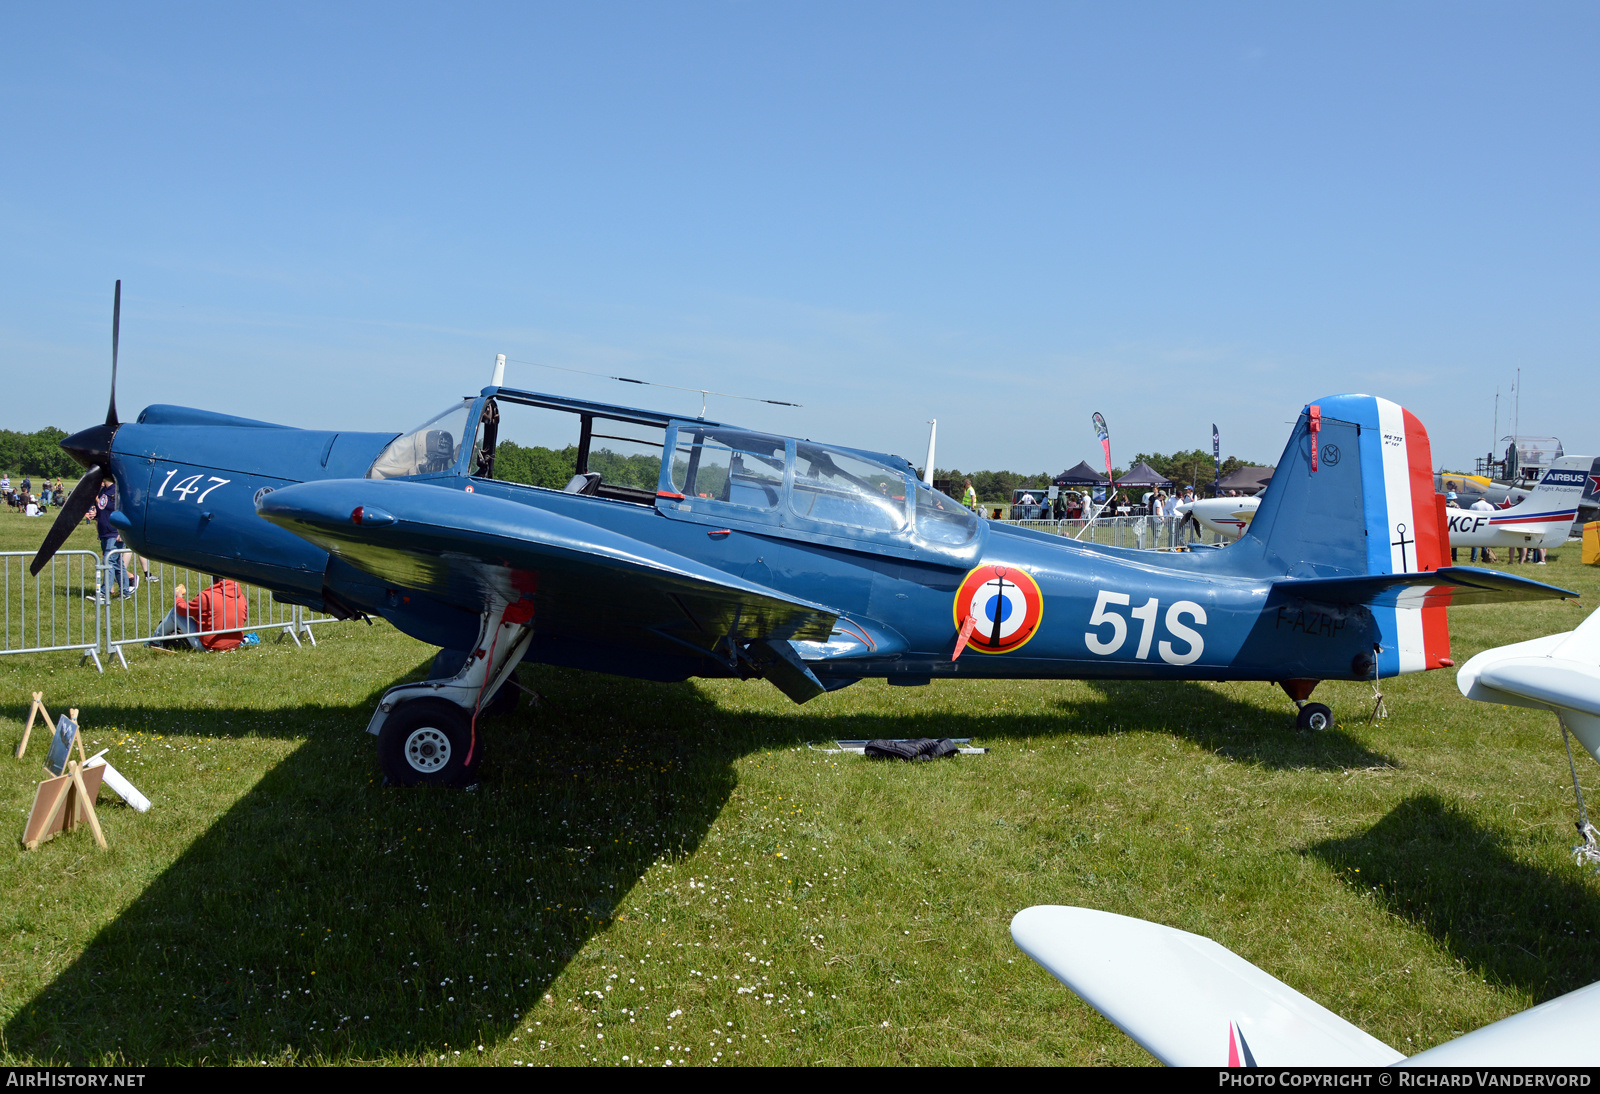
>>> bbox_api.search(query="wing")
[1457,606,1600,764]
[1404,980,1600,1066]
[257,479,839,692]
[1010,906,1404,1067]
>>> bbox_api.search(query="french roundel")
[953,564,1044,654]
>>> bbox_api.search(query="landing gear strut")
[369,599,536,786]
[1280,679,1332,731]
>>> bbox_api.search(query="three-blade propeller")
[30,282,123,576]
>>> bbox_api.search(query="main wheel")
[1296,702,1333,731]
[377,698,481,787]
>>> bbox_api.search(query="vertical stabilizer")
[1239,395,1450,677]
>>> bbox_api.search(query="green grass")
[0,506,1596,1066]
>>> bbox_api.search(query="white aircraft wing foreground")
[1010,906,1404,1066]
[1012,905,1600,1066]
[1458,605,1600,866]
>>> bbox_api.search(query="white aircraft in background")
[1446,456,1590,553]
[1012,905,1600,1066]
[1459,604,1600,869]
[1182,455,1585,549]
[1180,494,1261,541]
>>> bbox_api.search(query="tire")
[1296,702,1333,731]
[377,698,481,787]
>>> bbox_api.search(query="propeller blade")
[30,470,106,576]
[108,280,120,428]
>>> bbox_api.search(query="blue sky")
[2,3,1595,475]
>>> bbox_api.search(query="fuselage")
[1184,495,1260,541]
[104,393,1391,690]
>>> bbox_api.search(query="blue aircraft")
[32,286,1577,786]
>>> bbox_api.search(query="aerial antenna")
[490,353,506,387]
[502,356,801,414]
[1514,366,1521,449]
[1491,387,1498,474]
[922,420,937,486]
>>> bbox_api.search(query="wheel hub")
[404,726,452,773]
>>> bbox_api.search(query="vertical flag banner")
[1076,412,1115,542]
[1093,412,1112,485]
[1212,423,1221,496]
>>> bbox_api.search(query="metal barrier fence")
[97,549,342,670]
[0,550,103,670]
[1000,514,1220,550]
[0,547,345,672]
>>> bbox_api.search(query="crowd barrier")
[999,514,1218,550]
[0,550,103,669]
[0,548,344,672]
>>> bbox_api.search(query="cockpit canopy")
[369,400,473,479]
[666,423,983,561]
[368,391,985,566]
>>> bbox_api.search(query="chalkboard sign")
[45,715,77,777]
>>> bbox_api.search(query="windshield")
[369,400,474,479]
[913,480,981,546]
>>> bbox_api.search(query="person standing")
[962,479,978,512]
[87,476,130,602]
[1469,497,1496,563]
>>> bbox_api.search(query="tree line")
[937,449,1265,502]
[491,440,1266,502]
[0,428,82,478]
[492,442,660,492]
[0,428,1265,501]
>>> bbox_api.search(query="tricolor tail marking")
[1367,398,1449,675]
[1227,1022,1257,1067]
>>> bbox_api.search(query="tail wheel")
[1296,702,1334,731]
[378,698,481,787]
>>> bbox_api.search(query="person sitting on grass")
[152,578,249,651]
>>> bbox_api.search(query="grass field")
[0,508,1596,1066]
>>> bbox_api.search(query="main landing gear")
[369,600,536,787]
[1280,679,1333,731]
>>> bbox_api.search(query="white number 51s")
[1084,589,1206,666]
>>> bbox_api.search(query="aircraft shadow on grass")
[1308,794,1600,999]
[7,669,1385,1063]
[1070,680,1395,771]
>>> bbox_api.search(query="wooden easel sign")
[15,694,86,767]
[45,714,79,777]
[22,762,106,850]
[16,692,51,759]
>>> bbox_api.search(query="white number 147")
[157,470,230,503]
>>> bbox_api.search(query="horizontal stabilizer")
[1010,906,1403,1067]
[1278,566,1575,608]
